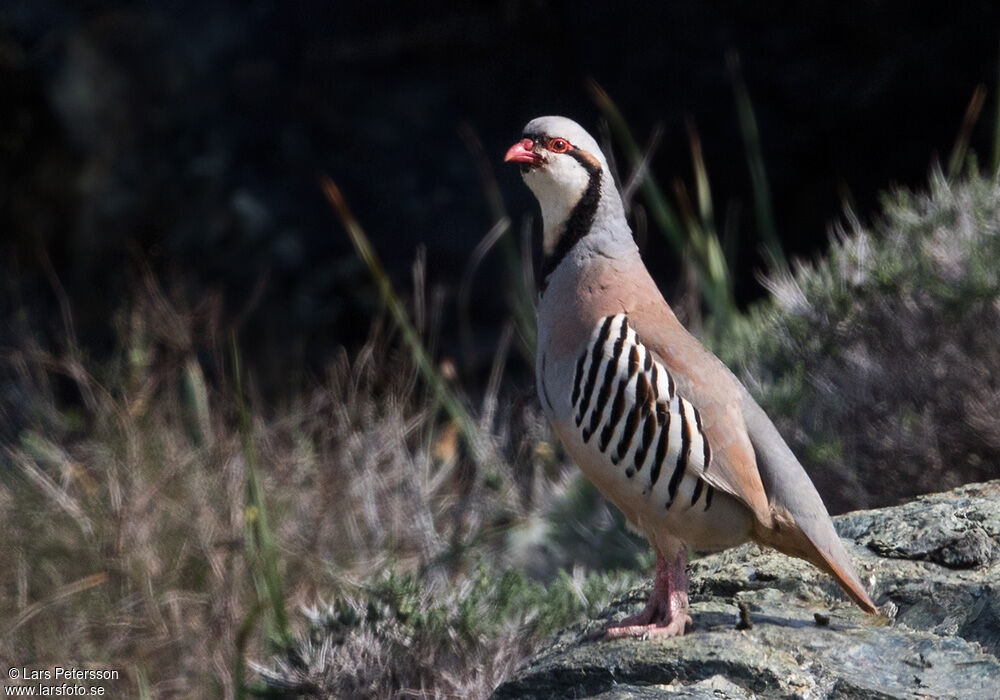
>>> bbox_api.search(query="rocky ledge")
[492,481,1000,699]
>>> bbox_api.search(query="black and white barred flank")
[571,314,714,511]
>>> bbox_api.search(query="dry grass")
[6,145,999,699]
[0,275,642,698]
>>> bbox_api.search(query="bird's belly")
[541,313,754,553]
[557,421,753,552]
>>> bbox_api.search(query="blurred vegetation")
[4,72,1000,697]
[591,64,789,331]
[4,172,1000,696]
[592,82,737,327]
[253,565,639,698]
[0,264,645,697]
[709,170,1000,513]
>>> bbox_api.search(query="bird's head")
[504,116,608,213]
[505,116,626,284]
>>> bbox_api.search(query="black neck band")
[538,151,602,293]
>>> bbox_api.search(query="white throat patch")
[523,154,592,256]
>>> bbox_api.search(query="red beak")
[504,138,541,166]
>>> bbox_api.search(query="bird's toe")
[602,613,692,640]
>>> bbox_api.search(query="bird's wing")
[627,302,772,522]
[628,302,878,613]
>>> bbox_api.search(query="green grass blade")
[136,669,151,700]
[589,80,687,252]
[321,177,490,463]
[687,119,716,237]
[687,120,735,321]
[590,80,736,323]
[234,600,266,700]
[230,336,292,651]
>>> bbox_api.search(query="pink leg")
[604,548,692,638]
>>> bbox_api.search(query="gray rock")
[493,481,1000,699]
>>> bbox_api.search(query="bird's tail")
[753,508,878,614]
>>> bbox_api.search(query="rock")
[492,481,1000,699]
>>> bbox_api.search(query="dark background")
[3,1,999,390]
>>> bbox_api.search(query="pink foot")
[603,548,691,639]
[604,612,693,639]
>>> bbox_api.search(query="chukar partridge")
[505,116,877,638]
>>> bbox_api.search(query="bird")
[504,116,877,638]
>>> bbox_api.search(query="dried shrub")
[1,276,642,699]
[712,172,1000,512]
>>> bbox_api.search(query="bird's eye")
[548,138,570,153]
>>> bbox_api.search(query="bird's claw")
[602,611,692,639]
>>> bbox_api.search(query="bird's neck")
[534,219,645,366]
[539,174,632,291]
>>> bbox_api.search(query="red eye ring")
[548,138,570,153]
